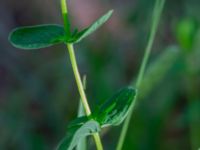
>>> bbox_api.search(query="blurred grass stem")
[116,0,165,150]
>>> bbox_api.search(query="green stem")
[60,1,104,149]
[78,75,87,117]
[61,0,71,37]
[135,0,165,88]
[93,133,104,150]
[67,43,103,150]
[67,44,91,115]
[116,0,165,150]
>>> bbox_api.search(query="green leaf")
[68,116,89,128]
[69,10,113,43]
[56,120,100,150]
[77,76,87,150]
[77,104,87,150]
[94,87,137,127]
[9,24,66,50]
[175,18,198,51]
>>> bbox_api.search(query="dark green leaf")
[94,87,137,127]
[77,88,87,150]
[57,120,100,150]
[9,24,66,50]
[69,10,113,43]
[68,116,89,128]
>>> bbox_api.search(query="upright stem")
[67,44,91,115]
[78,75,87,117]
[61,0,71,37]
[116,0,165,150]
[60,1,104,150]
[135,0,165,88]
[67,44,103,150]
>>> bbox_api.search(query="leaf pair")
[57,87,137,150]
[9,10,113,50]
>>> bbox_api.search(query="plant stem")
[67,44,92,115]
[60,1,104,149]
[61,0,71,37]
[78,75,87,117]
[67,43,103,150]
[116,0,165,150]
[135,0,165,88]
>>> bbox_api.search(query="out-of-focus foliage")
[175,18,198,51]
[0,0,200,150]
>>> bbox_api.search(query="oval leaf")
[9,24,66,50]
[57,120,100,150]
[94,87,137,127]
[69,10,113,43]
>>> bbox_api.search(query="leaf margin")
[8,24,66,50]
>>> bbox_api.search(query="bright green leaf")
[56,120,100,150]
[94,87,137,127]
[69,10,113,43]
[175,18,197,51]
[9,24,66,50]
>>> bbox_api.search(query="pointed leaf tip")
[69,9,114,43]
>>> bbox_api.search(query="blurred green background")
[0,0,200,149]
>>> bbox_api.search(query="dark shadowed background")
[0,0,200,150]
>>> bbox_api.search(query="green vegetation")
[9,0,136,149]
[7,0,200,149]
